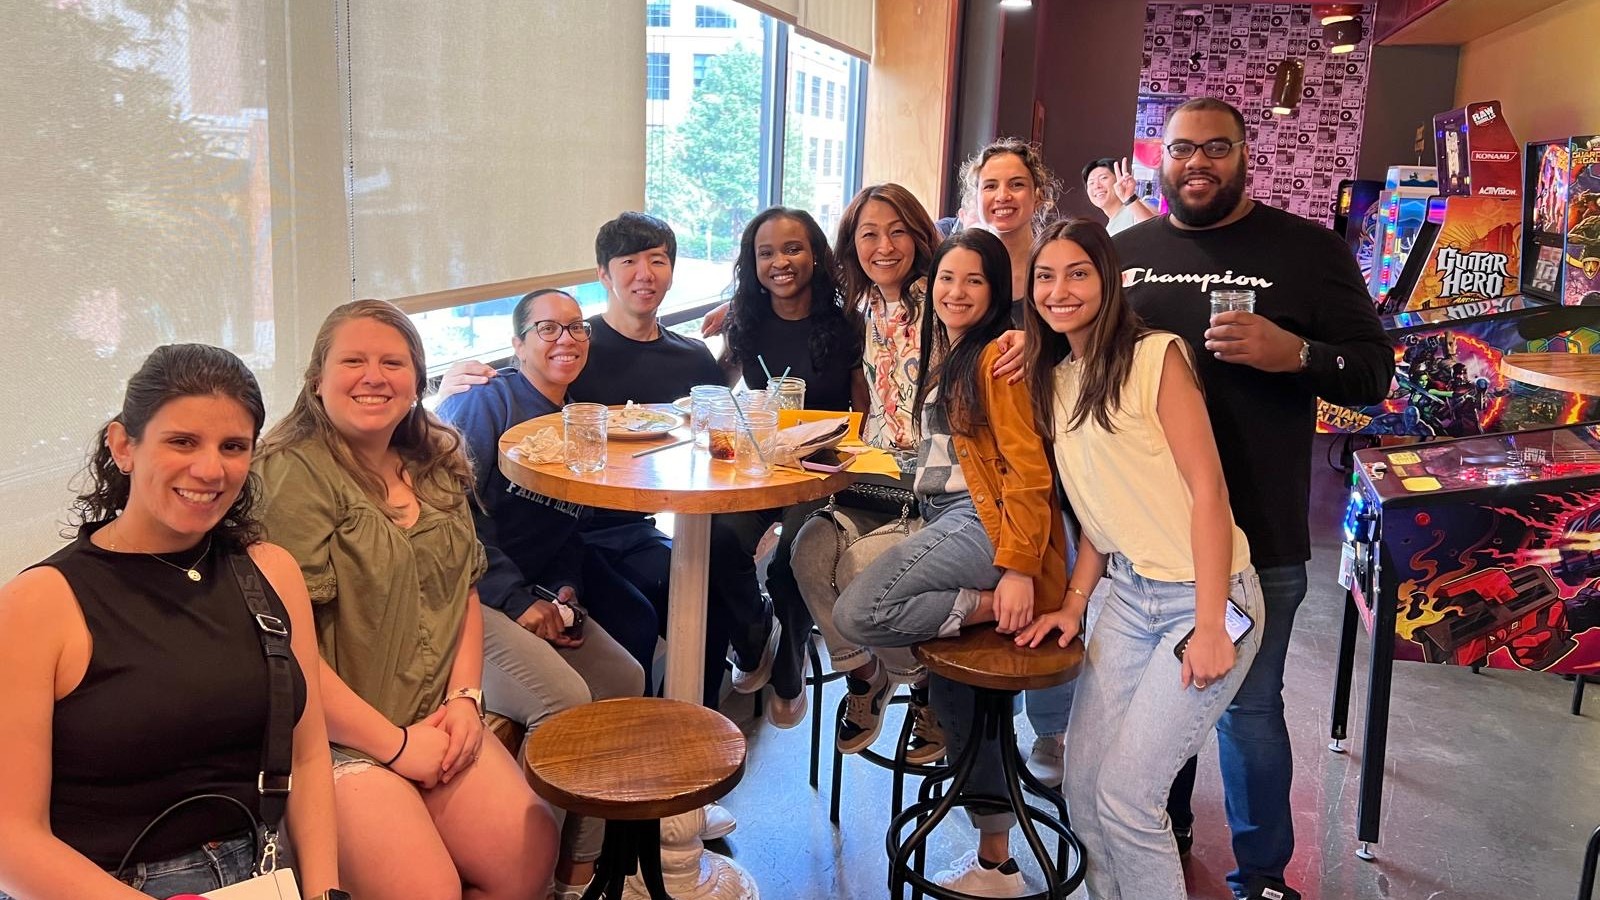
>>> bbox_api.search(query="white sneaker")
[933,850,1027,898]
[700,802,736,840]
[549,880,587,900]
[730,616,781,694]
[1025,734,1064,788]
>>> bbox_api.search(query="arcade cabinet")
[1524,135,1600,306]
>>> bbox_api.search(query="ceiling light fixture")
[1270,58,1305,116]
[1313,4,1361,25]
[999,0,1033,9]
[1324,17,1363,54]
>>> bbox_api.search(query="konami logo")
[1472,151,1516,162]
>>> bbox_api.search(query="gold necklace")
[105,526,212,583]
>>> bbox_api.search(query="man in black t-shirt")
[1114,98,1392,900]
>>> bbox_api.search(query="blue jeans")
[1064,555,1263,900]
[1217,562,1307,895]
[835,493,1014,832]
[0,835,257,898]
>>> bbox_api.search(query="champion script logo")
[1121,267,1276,294]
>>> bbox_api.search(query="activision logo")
[1471,151,1516,162]
[1436,246,1509,299]
[1478,186,1517,196]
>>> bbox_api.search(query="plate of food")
[609,402,684,440]
[671,396,694,415]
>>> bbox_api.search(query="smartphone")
[1172,597,1255,661]
[800,447,851,473]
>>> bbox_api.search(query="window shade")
[738,0,800,24]
[799,0,873,60]
[345,0,646,309]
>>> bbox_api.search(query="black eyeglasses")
[520,320,593,342]
[1165,138,1246,160]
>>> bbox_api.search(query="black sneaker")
[1173,825,1194,860]
[1242,877,1302,900]
[836,669,891,754]
[903,686,946,765]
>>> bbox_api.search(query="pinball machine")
[1331,423,1600,859]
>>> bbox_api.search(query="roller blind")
[345,0,646,309]
[739,0,799,24]
[799,0,873,59]
[0,0,298,574]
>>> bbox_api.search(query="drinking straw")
[728,392,768,465]
[757,354,774,383]
[779,366,791,380]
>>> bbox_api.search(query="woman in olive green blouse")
[257,299,558,899]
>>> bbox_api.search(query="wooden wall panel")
[863,0,958,218]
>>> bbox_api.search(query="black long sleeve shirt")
[1115,202,1394,567]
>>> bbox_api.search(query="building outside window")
[694,4,735,28]
[693,53,714,89]
[809,74,821,115]
[647,52,670,100]
[825,80,835,119]
[647,0,671,27]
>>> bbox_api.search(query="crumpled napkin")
[510,426,563,464]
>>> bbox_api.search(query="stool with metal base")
[886,627,1087,900]
[828,690,944,825]
[1579,824,1600,900]
[525,697,748,899]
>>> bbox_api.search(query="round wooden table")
[499,408,855,706]
[1500,352,1600,395]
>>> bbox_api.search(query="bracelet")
[381,725,408,766]
[1067,585,1090,601]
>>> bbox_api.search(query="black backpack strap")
[229,554,295,873]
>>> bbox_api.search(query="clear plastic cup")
[767,376,807,410]
[561,402,608,474]
[1209,289,1256,320]
[733,409,779,478]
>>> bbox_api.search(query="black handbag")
[113,555,301,897]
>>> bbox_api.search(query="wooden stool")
[526,697,747,899]
[484,711,525,757]
[887,627,1087,900]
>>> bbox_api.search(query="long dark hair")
[914,229,1015,436]
[71,343,266,552]
[259,299,474,518]
[1022,218,1156,436]
[725,207,857,379]
[834,183,940,322]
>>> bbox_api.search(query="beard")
[1161,165,1248,228]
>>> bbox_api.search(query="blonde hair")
[259,299,473,518]
[960,137,1061,235]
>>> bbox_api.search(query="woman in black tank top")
[0,345,344,899]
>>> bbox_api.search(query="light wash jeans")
[482,608,645,863]
[792,503,914,674]
[0,835,255,898]
[835,493,1014,832]
[1064,554,1264,900]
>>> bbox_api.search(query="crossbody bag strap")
[229,554,295,875]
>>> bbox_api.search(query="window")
[647,0,671,27]
[647,52,670,100]
[782,33,866,227]
[694,4,735,28]
[643,7,867,317]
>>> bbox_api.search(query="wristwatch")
[309,891,352,900]
[1296,338,1311,372]
[448,686,485,720]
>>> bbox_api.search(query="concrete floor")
[710,435,1600,900]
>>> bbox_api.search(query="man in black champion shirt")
[1114,98,1393,900]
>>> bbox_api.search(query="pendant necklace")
[106,526,212,582]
